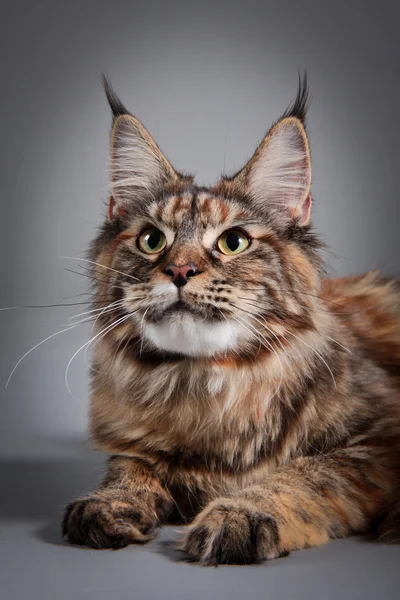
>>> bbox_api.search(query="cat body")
[63,77,400,564]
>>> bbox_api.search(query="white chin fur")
[143,314,246,357]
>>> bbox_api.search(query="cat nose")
[164,262,199,288]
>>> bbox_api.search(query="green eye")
[217,230,250,255]
[138,228,167,254]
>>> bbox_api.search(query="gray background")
[0,1,399,598]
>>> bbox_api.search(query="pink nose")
[164,262,199,288]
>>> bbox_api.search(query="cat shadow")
[156,537,188,563]
[0,456,105,546]
[1,458,380,554]
[35,519,67,546]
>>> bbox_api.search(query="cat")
[62,75,400,565]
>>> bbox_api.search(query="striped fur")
[62,77,400,563]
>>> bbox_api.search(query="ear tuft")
[280,71,310,125]
[103,74,130,120]
[216,75,312,228]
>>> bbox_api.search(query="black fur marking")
[193,508,280,565]
[281,71,310,125]
[103,74,131,120]
[62,496,158,549]
[186,525,209,555]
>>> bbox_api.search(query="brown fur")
[62,77,400,564]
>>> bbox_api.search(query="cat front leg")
[181,449,392,565]
[62,455,172,549]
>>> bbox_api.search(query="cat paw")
[180,498,283,565]
[62,494,159,549]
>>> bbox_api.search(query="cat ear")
[103,77,182,214]
[220,75,312,227]
[246,116,311,226]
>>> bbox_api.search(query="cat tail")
[377,483,400,543]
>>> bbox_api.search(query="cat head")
[89,75,323,361]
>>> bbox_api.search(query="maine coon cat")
[62,76,400,565]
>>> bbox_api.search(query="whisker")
[139,307,150,356]
[0,301,100,311]
[64,267,115,286]
[324,335,352,354]
[84,308,140,372]
[285,330,337,389]
[233,313,285,404]
[62,292,112,300]
[64,267,107,283]
[232,301,294,354]
[235,296,356,342]
[68,300,124,324]
[234,296,352,362]
[5,324,79,389]
[238,285,355,310]
[88,294,146,332]
[64,269,125,300]
[59,256,141,283]
[235,294,318,315]
[67,306,125,328]
[75,263,118,283]
[239,303,306,364]
[90,301,127,331]
[65,267,133,302]
[64,313,132,402]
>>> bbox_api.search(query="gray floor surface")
[1,458,400,600]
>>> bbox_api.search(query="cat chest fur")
[88,339,302,476]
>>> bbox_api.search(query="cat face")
[89,76,322,359]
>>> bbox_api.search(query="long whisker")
[285,330,337,389]
[59,256,141,283]
[245,308,307,366]
[90,301,128,331]
[67,304,125,328]
[216,281,357,312]
[238,286,356,310]
[236,294,320,315]
[64,267,132,302]
[65,267,104,282]
[0,301,102,311]
[139,307,150,356]
[232,302,295,355]
[64,266,118,287]
[62,292,113,300]
[233,313,285,404]
[231,297,306,359]
[234,296,352,355]
[68,300,124,324]
[75,262,119,283]
[323,335,352,354]
[84,308,140,372]
[241,297,351,358]
[84,319,130,375]
[64,313,132,402]
[232,297,342,381]
[5,324,79,389]
[64,269,125,300]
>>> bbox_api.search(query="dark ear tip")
[282,70,310,125]
[102,74,130,120]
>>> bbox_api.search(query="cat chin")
[142,313,247,358]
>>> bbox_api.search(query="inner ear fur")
[216,116,312,228]
[109,114,182,208]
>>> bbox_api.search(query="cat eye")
[138,228,167,254]
[217,229,250,256]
